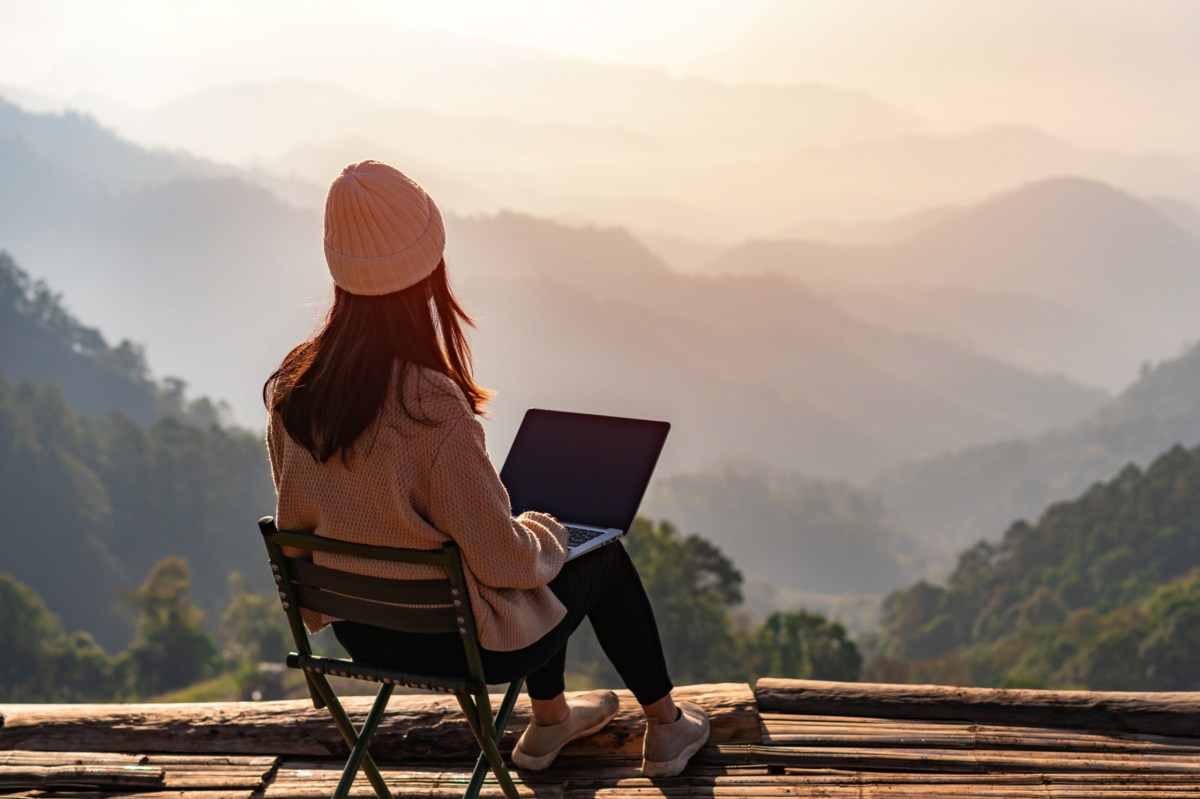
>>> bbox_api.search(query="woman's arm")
[428,415,568,589]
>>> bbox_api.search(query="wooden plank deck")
[3,679,1200,798]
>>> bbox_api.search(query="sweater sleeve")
[428,415,568,589]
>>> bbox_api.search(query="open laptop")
[500,409,670,560]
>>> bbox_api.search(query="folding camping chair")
[258,516,525,799]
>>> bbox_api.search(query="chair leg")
[303,671,328,709]
[333,683,394,799]
[309,675,394,799]
[456,689,521,799]
[466,679,524,799]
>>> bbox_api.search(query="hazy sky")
[5,1,1199,242]
[0,0,768,106]
[4,0,1196,155]
[697,0,1200,153]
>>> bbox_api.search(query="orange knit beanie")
[323,160,446,296]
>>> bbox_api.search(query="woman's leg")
[513,543,707,776]
[641,693,679,724]
[336,543,676,711]
[525,645,570,724]
[566,542,673,706]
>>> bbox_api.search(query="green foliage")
[0,573,116,701]
[873,443,1200,690]
[0,371,275,649]
[118,557,217,698]
[567,518,861,687]
[0,251,228,425]
[627,518,744,684]
[745,611,861,681]
[219,573,292,667]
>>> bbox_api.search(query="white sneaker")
[511,689,620,770]
[641,701,710,777]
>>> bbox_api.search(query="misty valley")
[4,75,1200,701]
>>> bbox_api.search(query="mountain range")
[17,48,1200,245]
[873,336,1200,557]
[8,93,1200,630]
[0,99,1109,479]
[707,177,1200,391]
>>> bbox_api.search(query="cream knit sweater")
[266,365,569,652]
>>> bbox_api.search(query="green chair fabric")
[258,516,525,799]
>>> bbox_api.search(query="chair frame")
[258,516,525,799]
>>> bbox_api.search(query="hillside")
[0,101,1105,476]
[0,256,274,649]
[873,442,1200,691]
[0,117,330,423]
[0,252,221,425]
[641,461,926,596]
[873,338,1200,556]
[707,177,1200,390]
[451,215,1105,476]
[894,177,1200,302]
[0,369,274,651]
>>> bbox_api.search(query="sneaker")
[641,700,710,777]
[511,689,620,770]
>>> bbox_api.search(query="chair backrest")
[258,516,488,681]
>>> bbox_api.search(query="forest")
[873,444,1200,690]
[0,252,859,701]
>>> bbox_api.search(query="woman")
[264,160,709,776]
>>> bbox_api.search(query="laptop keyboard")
[565,525,606,548]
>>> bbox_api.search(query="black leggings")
[333,541,674,706]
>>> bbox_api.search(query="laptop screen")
[499,409,670,532]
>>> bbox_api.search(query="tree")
[219,573,292,666]
[0,573,72,700]
[745,610,862,681]
[625,518,744,684]
[119,557,216,698]
[0,573,114,701]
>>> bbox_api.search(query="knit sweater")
[265,365,569,652]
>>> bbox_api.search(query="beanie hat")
[323,160,446,296]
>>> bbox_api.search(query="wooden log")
[0,752,274,768]
[16,787,261,791]
[265,756,1200,799]
[0,683,757,759]
[266,760,560,799]
[0,752,145,767]
[266,757,1200,797]
[750,742,1200,774]
[0,764,164,790]
[756,678,1200,738]
[560,788,1200,799]
[759,713,1200,755]
[0,753,276,793]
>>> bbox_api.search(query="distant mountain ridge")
[707,177,1200,391]
[0,99,1106,478]
[448,212,1107,476]
[872,337,1200,558]
[0,252,222,425]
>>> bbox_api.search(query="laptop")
[500,409,670,560]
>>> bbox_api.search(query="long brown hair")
[264,260,491,463]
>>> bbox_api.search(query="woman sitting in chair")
[264,160,710,777]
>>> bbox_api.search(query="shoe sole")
[641,713,711,778]
[511,713,618,771]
